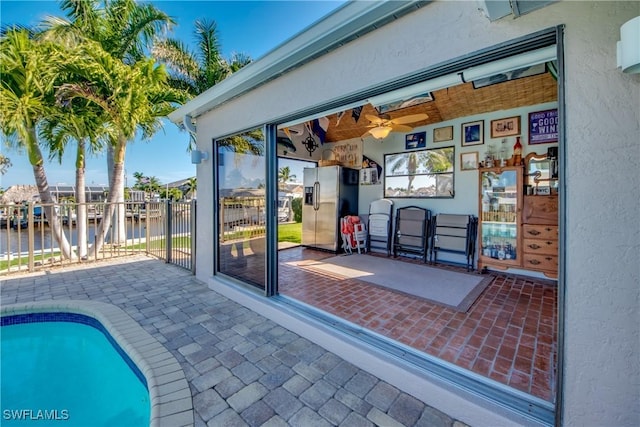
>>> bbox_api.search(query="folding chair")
[353,222,367,254]
[340,217,353,254]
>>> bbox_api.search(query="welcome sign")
[528,109,558,144]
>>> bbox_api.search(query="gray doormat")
[291,254,493,312]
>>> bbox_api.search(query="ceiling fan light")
[369,126,392,139]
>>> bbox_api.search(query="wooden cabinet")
[478,166,523,272]
[522,196,558,277]
[478,165,559,278]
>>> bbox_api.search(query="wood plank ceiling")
[322,71,557,142]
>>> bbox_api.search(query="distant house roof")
[166,177,195,189]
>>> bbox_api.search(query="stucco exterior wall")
[193,1,640,425]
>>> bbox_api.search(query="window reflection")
[216,128,266,289]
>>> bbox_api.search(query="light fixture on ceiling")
[368,126,392,140]
[362,113,428,140]
[617,16,640,74]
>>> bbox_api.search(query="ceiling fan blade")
[365,114,382,122]
[390,124,413,132]
[390,113,429,125]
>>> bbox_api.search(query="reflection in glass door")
[215,128,266,290]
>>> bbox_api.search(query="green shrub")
[292,197,302,222]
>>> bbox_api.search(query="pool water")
[1,317,150,427]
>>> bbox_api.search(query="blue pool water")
[1,313,150,427]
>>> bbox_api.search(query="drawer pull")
[527,230,541,236]
[529,259,541,265]
[528,243,541,250]
[545,257,553,261]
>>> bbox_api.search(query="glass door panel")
[215,128,266,290]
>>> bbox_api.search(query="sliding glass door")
[215,128,266,290]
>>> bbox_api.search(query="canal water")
[1,220,188,256]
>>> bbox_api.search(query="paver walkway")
[1,255,469,427]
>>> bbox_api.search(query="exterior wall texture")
[192,1,640,425]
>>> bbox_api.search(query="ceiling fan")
[361,113,429,140]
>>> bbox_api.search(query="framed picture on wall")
[461,120,484,146]
[405,131,426,150]
[490,116,521,138]
[460,152,479,171]
[433,125,453,142]
[384,147,455,198]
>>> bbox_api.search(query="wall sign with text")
[528,109,558,144]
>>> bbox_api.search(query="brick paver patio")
[1,255,469,427]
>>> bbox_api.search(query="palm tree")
[153,19,251,98]
[184,177,197,200]
[41,104,111,259]
[0,28,76,259]
[153,18,252,152]
[278,166,296,191]
[58,42,183,257]
[133,172,162,200]
[45,0,177,245]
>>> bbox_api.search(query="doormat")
[291,254,493,312]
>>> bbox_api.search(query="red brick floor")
[278,246,558,402]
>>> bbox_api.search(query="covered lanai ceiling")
[322,71,558,142]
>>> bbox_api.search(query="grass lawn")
[278,222,302,243]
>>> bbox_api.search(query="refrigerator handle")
[314,182,320,211]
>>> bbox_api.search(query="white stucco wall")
[192,1,640,425]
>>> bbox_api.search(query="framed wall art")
[461,120,484,146]
[384,147,455,198]
[490,116,521,138]
[433,125,453,142]
[405,131,426,150]
[528,108,558,144]
[460,151,479,171]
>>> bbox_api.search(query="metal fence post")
[27,202,35,272]
[190,199,197,275]
[166,199,172,263]
[145,202,150,255]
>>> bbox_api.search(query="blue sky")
[0,0,344,188]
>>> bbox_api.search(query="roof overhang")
[168,0,431,124]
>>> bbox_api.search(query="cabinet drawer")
[523,253,558,272]
[523,238,558,255]
[523,224,558,240]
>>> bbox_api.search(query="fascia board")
[168,0,430,124]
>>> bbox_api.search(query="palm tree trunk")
[75,139,88,259]
[107,145,126,244]
[27,129,74,259]
[89,138,126,257]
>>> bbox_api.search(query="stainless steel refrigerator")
[302,166,359,252]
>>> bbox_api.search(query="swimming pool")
[0,301,194,427]
[1,312,150,427]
